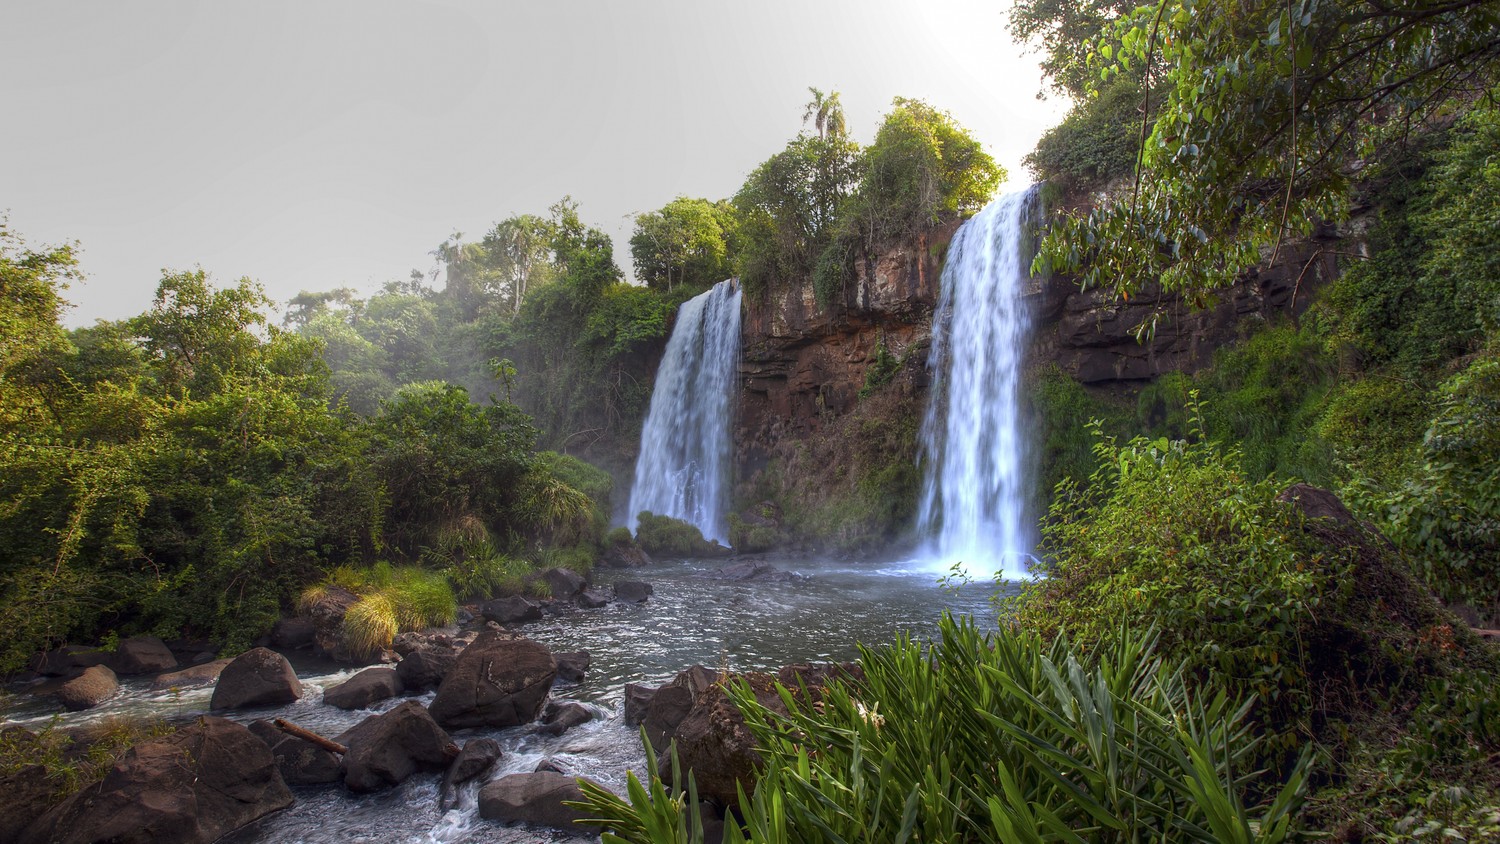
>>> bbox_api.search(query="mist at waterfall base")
[917,188,1040,582]
[627,279,742,545]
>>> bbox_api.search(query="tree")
[629,197,737,292]
[131,269,271,396]
[1034,0,1500,309]
[479,214,555,315]
[802,86,848,140]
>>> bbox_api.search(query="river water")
[2,555,1014,843]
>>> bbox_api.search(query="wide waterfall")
[627,279,742,545]
[917,188,1039,579]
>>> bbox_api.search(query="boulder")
[642,665,719,752]
[109,636,178,675]
[151,659,231,691]
[538,701,592,736]
[0,764,57,843]
[714,561,805,583]
[533,758,567,774]
[31,645,110,677]
[1277,482,1359,525]
[439,738,502,811]
[623,683,656,727]
[396,646,458,691]
[211,648,303,711]
[555,650,590,683]
[577,588,612,609]
[337,700,457,793]
[614,580,654,603]
[478,771,602,835]
[541,567,587,599]
[270,618,317,650]
[56,664,119,711]
[301,585,359,661]
[323,667,403,710]
[481,596,544,625]
[20,717,292,844]
[247,720,341,785]
[658,663,859,809]
[601,542,651,568]
[429,632,556,729]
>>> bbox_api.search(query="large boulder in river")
[538,701,593,736]
[211,648,303,711]
[429,632,556,729]
[440,737,502,811]
[247,720,342,785]
[614,580,653,603]
[337,700,457,793]
[658,663,860,809]
[20,717,292,844]
[478,771,602,835]
[396,646,458,691]
[323,666,403,710]
[271,617,317,650]
[109,636,178,675]
[541,567,587,599]
[57,665,118,711]
[555,650,590,683]
[30,645,110,677]
[641,665,719,752]
[601,540,651,568]
[152,658,231,691]
[481,595,544,624]
[714,561,806,583]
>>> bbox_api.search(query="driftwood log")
[273,718,348,755]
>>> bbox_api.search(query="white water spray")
[628,279,742,545]
[917,188,1039,579]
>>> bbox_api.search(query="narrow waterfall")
[917,188,1039,579]
[627,279,742,545]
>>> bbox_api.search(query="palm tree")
[802,87,847,140]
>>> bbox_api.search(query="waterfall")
[627,279,742,546]
[917,188,1039,579]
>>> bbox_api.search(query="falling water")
[628,279,742,545]
[917,188,1039,580]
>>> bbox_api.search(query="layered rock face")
[736,210,1351,472]
[737,222,957,471]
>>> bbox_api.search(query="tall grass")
[575,616,1309,843]
[299,564,457,658]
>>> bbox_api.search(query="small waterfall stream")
[917,188,1039,579]
[627,279,742,545]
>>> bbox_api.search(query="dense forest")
[3,0,1499,840]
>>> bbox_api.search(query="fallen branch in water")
[273,718,347,755]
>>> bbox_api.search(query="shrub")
[633,512,720,557]
[1022,406,1335,750]
[577,616,1309,843]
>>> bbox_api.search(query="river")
[3,555,1016,843]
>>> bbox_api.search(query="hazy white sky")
[1,0,1070,326]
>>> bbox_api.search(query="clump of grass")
[302,564,457,658]
[1,716,173,800]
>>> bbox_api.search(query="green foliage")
[726,513,784,554]
[578,616,1309,843]
[1029,364,1129,496]
[856,340,899,399]
[633,512,721,557]
[1022,407,1336,747]
[1357,351,1500,609]
[606,526,634,547]
[1035,0,1500,303]
[1025,74,1146,193]
[630,197,739,293]
[0,717,174,801]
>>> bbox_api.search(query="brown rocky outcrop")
[56,665,118,711]
[109,636,178,675]
[337,700,457,793]
[738,221,956,471]
[428,632,556,729]
[152,658,232,691]
[211,648,303,711]
[478,771,602,835]
[20,717,293,844]
[247,719,342,785]
[322,666,404,710]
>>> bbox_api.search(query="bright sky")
[1,0,1070,326]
